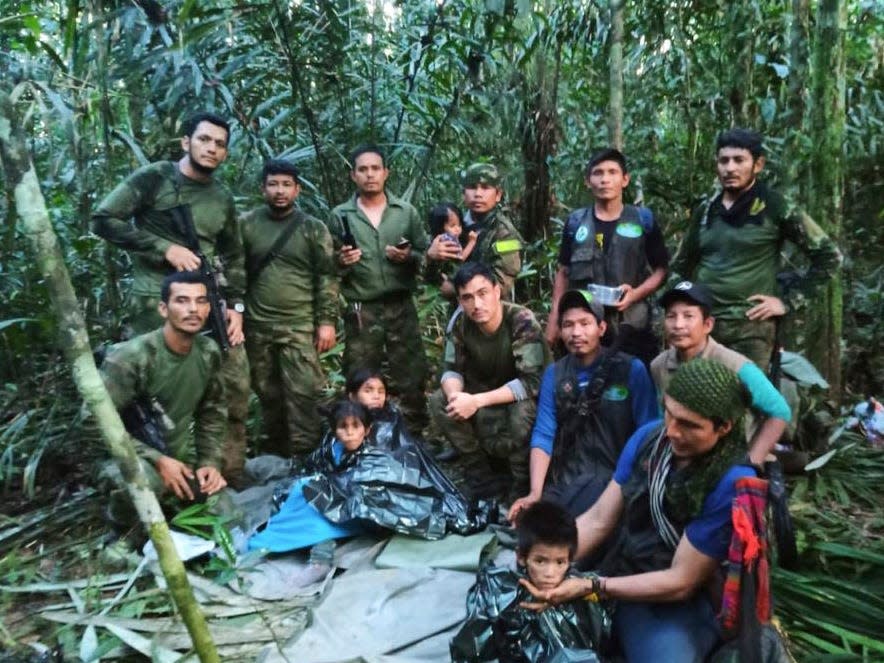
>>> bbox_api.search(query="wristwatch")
[232,303,245,313]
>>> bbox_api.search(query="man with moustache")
[429,263,549,501]
[671,128,841,369]
[427,163,523,301]
[100,271,227,521]
[509,289,658,520]
[92,111,250,487]
[327,144,430,432]
[240,159,338,456]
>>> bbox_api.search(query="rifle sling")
[249,214,300,280]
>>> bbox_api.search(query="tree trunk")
[804,0,846,398]
[0,91,221,663]
[785,0,810,190]
[607,0,624,150]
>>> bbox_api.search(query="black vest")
[546,352,636,508]
[567,205,651,328]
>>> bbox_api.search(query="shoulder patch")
[493,238,522,254]
[616,222,644,239]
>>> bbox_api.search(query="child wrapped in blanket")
[450,501,611,662]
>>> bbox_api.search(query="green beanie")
[666,358,748,426]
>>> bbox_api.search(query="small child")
[346,368,403,451]
[450,501,610,662]
[246,401,370,555]
[428,203,478,300]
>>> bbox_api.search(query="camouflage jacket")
[92,161,245,303]
[464,206,524,300]
[671,182,841,320]
[442,302,550,399]
[101,328,227,469]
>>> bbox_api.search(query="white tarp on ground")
[257,567,475,663]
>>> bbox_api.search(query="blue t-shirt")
[613,421,756,561]
[530,357,659,455]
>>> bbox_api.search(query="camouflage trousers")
[428,388,535,499]
[343,293,428,432]
[126,294,250,485]
[714,317,777,372]
[246,324,325,457]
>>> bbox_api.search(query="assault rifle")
[119,397,173,455]
[167,204,231,352]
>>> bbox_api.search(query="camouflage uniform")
[430,302,551,499]
[460,164,524,301]
[241,206,338,456]
[92,161,250,484]
[672,182,841,370]
[328,192,430,431]
[99,328,226,519]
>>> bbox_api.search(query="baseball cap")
[558,289,605,324]
[660,281,714,312]
[461,163,502,188]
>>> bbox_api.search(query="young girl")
[346,368,404,451]
[427,203,478,300]
[247,401,370,554]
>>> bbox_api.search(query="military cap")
[461,163,502,188]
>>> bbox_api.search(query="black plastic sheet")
[299,410,496,540]
[450,564,611,663]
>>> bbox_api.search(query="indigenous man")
[509,289,658,520]
[522,359,757,661]
[327,144,429,432]
[546,149,669,365]
[427,163,523,301]
[92,111,249,486]
[671,128,841,369]
[240,159,338,456]
[429,263,550,501]
[101,271,227,521]
[651,281,791,464]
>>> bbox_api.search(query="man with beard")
[101,271,228,522]
[509,289,657,521]
[671,128,840,370]
[429,262,550,502]
[93,111,250,487]
[240,159,338,456]
[427,163,523,301]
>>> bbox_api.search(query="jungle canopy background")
[0,0,882,660]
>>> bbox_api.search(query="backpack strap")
[248,214,301,280]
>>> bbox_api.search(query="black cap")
[660,281,714,312]
[558,289,605,324]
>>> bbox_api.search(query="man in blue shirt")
[509,289,658,520]
[521,359,757,661]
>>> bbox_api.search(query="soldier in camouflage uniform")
[671,128,841,370]
[100,272,227,521]
[427,163,523,301]
[327,144,430,432]
[429,263,551,501]
[241,160,338,456]
[92,112,250,487]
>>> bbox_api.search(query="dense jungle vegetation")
[0,0,882,660]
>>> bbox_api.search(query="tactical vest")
[548,351,636,493]
[567,205,651,329]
